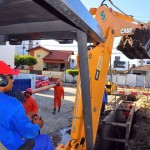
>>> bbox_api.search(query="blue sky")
[80,0,150,22]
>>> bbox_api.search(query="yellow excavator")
[0,0,149,150]
[63,3,149,150]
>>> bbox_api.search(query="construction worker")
[53,79,64,114]
[101,87,108,115]
[0,61,54,150]
[23,88,39,115]
[49,72,53,81]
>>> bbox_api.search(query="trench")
[95,95,135,150]
[48,95,135,150]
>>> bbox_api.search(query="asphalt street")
[35,85,76,136]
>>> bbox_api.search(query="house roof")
[131,65,150,71]
[28,46,50,52]
[29,45,74,61]
[43,50,74,61]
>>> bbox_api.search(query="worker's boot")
[58,107,60,112]
[53,108,56,114]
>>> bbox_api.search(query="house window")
[115,56,120,61]
[147,61,150,64]
[37,54,40,58]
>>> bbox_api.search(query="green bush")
[15,55,37,68]
[66,69,79,82]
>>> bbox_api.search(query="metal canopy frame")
[0,1,105,149]
[0,0,105,44]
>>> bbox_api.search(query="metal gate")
[5,79,31,96]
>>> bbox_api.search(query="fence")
[116,85,150,97]
[107,74,150,88]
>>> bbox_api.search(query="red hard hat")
[26,88,32,94]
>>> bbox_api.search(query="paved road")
[35,85,76,136]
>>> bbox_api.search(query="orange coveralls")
[23,96,38,115]
[53,85,64,109]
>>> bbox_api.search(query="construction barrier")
[116,86,150,96]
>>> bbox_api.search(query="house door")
[60,63,65,71]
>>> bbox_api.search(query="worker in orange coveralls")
[23,88,39,115]
[53,79,64,114]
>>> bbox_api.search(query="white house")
[136,59,150,66]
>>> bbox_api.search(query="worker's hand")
[34,115,44,128]
[27,112,37,121]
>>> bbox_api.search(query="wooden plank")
[106,122,126,127]
[104,137,126,143]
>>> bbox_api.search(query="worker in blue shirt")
[101,87,108,115]
[0,61,54,150]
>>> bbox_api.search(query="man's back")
[0,92,25,149]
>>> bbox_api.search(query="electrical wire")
[101,0,145,24]
[108,0,129,16]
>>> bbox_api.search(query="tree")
[66,69,79,83]
[15,55,37,68]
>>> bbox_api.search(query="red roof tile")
[43,50,73,61]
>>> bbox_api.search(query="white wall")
[107,74,150,87]
[0,42,15,68]
[136,59,150,66]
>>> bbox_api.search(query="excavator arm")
[63,5,149,150]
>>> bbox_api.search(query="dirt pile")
[117,23,150,59]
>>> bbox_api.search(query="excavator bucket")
[117,22,150,59]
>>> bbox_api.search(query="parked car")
[36,75,50,88]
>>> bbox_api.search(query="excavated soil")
[117,28,150,59]
[95,93,150,150]
[125,96,150,150]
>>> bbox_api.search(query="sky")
[40,0,150,65]
[80,0,150,23]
